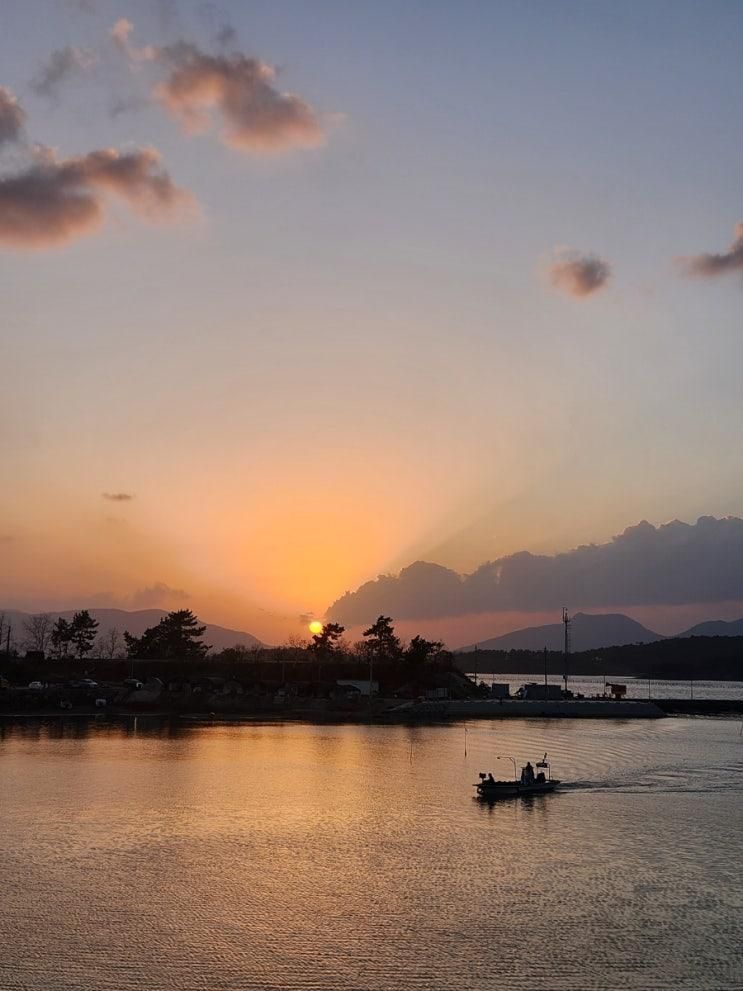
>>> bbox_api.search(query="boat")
[474,754,560,799]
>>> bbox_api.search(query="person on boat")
[487,773,495,784]
[521,762,535,785]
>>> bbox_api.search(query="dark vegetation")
[465,637,743,681]
[0,611,472,708]
[3,609,743,712]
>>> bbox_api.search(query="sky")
[2,0,743,646]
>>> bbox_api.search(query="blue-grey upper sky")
[2,0,743,641]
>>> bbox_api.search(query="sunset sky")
[3,0,743,645]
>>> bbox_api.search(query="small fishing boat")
[475,754,560,799]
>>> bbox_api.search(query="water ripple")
[0,716,742,990]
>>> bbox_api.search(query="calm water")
[1,717,742,991]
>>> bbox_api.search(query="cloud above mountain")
[678,222,743,278]
[0,146,191,249]
[327,516,743,625]
[549,250,611,297]
[130,581,189,608]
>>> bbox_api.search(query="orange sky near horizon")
[3,3,743,646]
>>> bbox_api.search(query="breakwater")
[395,698,665,718]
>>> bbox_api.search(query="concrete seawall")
[404,699,665,719]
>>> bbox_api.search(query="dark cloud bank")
[327,516,743,625]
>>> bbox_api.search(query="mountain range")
[4,606,743,656]
[0,608,263,652]
[456,612,743,652]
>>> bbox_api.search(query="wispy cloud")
[110,18,158,63]
[0,87,25,146]
[30,46,97,98]
[111,21,328,153]
[130,581,189,608]
[678,222,743,278]
[102,492,135,502]
[549,250,611,298]
[0,146,192,250]
[215,23,238,50]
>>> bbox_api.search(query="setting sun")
[308,620,324,635]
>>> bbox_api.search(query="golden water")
[1,717,742,990]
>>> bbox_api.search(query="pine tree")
[362,616,402,663]
[124,609,210,660]
[50,617,72,658]
[307,622,345,658]
[70,610,99,659]
[405,635,443,668]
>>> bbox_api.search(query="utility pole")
[562,608,571,695]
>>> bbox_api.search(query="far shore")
[2,696,743,724]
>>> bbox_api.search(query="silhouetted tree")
[405,635,443,669]
[215,644,262,665]
[0,613,15,654]
[363,616,402,664]
[51,617,72,658]
[70,610,99,660]
[98,626,122,660]
[22,613,53,655]
[308,623,345,659]
[124,609,210,659]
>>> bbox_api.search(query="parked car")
[28,680,45,689]
[123,678,143,690]
[69,678,98,689]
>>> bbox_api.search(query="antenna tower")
[562,607,571,693]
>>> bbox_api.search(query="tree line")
[2,610,109,659]
[3,609,449,670]
[305,615,445,670]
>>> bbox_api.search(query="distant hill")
[457,612,663,653]
[678,618,743,638]
[0,608,263,652]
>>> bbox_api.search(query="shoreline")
[2,696,743,723]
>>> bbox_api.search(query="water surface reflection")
[1,718,741,990]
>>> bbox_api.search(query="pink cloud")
[111,22,327,154]
[0,146,193,250]
[549,250,611,298]
[156,45,326,152]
